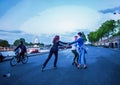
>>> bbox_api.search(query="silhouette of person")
[69,32,87,69]
[71,36,79,66]
[14,41,27,62]
[41,35,67,71]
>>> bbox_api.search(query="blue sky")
[0,0,120,44]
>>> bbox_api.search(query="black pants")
[18,52,25,62]
[72,50,79,63]
[43,50,58,68]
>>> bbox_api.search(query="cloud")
[1,2,120,44]
[19,6,102,35]
[0,29,35,44]
[100,6,120,14]
[0,29,23,33]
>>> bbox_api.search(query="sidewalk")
[2,51,49,62]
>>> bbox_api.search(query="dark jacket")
[51,41,67,52]
[15,43,27,53]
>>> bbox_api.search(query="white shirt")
[71,43,78,50]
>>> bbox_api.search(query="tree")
[105,20,116,36]
[88,19,117,44]
[13,40,19,46]
[116,19,120,35]
[88,32,99,44]
[98,20,116,39]
[13,38,26,46]
[0,39,10,47]
[38,43,44,47]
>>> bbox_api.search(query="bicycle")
[10,50,28,66]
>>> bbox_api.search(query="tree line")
[0,33,87,47]
[88,19,120,44]
[0,38,44,47]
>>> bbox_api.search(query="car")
[28,48,39,54]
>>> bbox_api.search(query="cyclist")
[14,41,27,63]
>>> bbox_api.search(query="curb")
[1,52,49,62]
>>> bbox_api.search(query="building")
[97,36,120,49]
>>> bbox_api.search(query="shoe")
[75,62,78,67]
[84,66,87,69]
[72,62,75,65]
[41,68,43,72]
[41,66,45,72]
[54,66,57,69]
[77,64,81,69]
[41,68,44,72]
[83,65,87,69]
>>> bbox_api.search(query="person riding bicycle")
[14,41,27,63]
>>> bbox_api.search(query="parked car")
[30,49,39,53]
[28,48,39,54]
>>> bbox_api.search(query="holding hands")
[64,43,71,48]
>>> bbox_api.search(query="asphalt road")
[0,46,120,85]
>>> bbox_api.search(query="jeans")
[71,50,79,63]
[78,47,86,65]
[43,50,58,68]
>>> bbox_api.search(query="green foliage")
[13,38,45,47]
[27,42,34,45]
[38,43,44,46]
[13,38,26,46]
[116,19,120,35]
[88,32,99,43]
[0,39,10,47]
[13,40,20,46]
[88,19,117,43]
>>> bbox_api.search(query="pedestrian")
[69,32,87,69]
[41,35,67,71]
[14,41,27,63]
[71,36,79,66]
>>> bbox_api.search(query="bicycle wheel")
[10,56,17,66]
[21,55,28,64]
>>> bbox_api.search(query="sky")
[0,0,120,44]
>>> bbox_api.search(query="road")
[0,46,120,85]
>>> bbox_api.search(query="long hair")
[74,36,78,41]
[78,32,82,36]
[52,35,60,44]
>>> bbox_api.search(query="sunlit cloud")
[20,6,102,34]
[0,0,120,44]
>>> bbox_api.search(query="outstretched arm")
[14,44,20,51]
[69,38,82,45]
[59,41,68,46]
